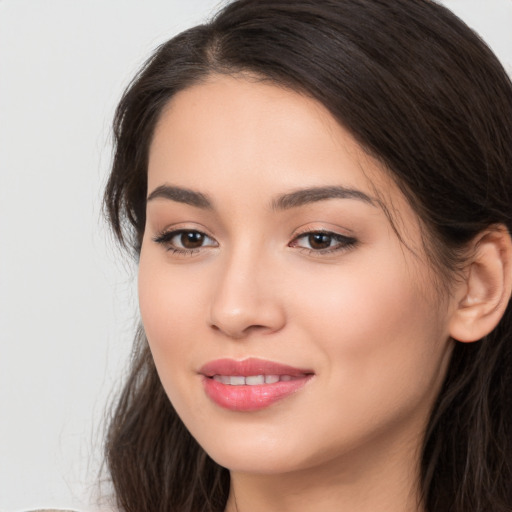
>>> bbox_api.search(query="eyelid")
[151,221,216,242]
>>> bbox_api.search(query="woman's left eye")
[290,231,357,253]
[153,229,218,254]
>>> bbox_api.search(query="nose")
[208,248,286,339]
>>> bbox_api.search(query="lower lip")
[202,376,312,412]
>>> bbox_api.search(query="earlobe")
[449,225,512,343]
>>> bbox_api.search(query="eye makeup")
[152,226,358,258]
[152,228,218,256]
[289,229,358,255]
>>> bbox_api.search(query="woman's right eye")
[152,229,218,254]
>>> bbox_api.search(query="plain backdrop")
[1,1,511,510]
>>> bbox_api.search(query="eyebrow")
[271,186,376,210]
[147,185,213,209]
[146,184,376,211]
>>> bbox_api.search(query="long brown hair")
[103,1,512,510]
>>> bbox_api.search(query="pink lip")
[199,358,314,412]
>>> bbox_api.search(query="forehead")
[149,75,375,188]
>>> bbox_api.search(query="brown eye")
[290,230,357,254]
[180,231,205,249]
[153,229,218,253]
[307,233,332,250]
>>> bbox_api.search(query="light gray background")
[1,1,511,510]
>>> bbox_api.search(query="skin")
[138,75,462,512]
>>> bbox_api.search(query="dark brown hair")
[103,1,512,510]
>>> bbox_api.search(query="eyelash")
[152,229,218,256]
[152,229,357,256]
[289,229,357,255]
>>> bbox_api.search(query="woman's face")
[139,75,456,475]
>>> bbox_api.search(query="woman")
[103,0,512,511]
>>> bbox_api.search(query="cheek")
[138,249,205,372]
[281,260,450,463]
[290,253,420,337]
[291,251,448,397]
[138,253,214,423]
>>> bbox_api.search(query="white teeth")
[246,375,265,385]
[212,374,295,385]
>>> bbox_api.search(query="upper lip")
[199,357,313,377]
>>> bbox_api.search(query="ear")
[449,225,512,343]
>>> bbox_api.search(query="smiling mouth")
[200,358,314,411]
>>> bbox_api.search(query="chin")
[209,448,306,475]
[191,424,309,474]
